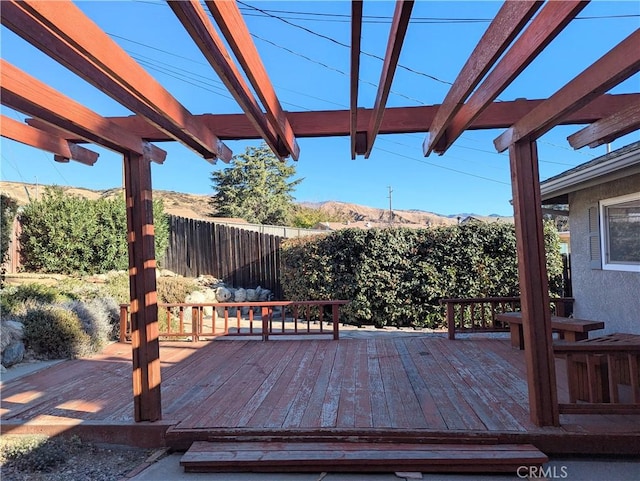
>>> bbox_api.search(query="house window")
[599,192,640,272]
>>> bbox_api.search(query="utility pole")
[387,185,393,225]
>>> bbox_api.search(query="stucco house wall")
[568,173,640,334]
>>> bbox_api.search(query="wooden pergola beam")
[494,28,640,152]
[1,0,232,163]
[424,0,543,156]
[169,0,286,161]
[97,94,640,142]
[436,0,588,155]
[350,0,364,159]
[364,0,414,158]
[205,0,300,161]
[1,115,99,166]
[568,98,640,149]
[0,60,166,164]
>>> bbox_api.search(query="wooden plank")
[495,29,640,152]
[298,340,339,428]
[248,341,321,428]
[1,115,99,165]
[1,0,231,162]
[509,140,559,427]
[1,60,166,163]
[282,341,337,428]
[425,0,543,155]
[568,97,640,149]
[169,0,285,161]
[205,0,299,160]
[181,441,548,473]
[438,0,586,154]
[350,0,363,159]
[365,0,414,158]
[395,338,448,429]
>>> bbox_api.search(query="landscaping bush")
[0,282,69,317]
[157,276,199,304]
[18,186,169,275]
[280,222,563,329]
[67,298,119,350]
[22,305,93,359]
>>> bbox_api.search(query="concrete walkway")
[127,453,640,481]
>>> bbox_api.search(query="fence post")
[119,304,129,342]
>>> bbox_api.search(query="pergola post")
[124,151,162,422]
[509,139,559,427]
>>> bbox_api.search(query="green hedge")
[18,186,168,275]
[280,222,563,328]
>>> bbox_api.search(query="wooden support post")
[124,151,161,422]
[509,140,559,427]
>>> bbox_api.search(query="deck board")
[2,335,639,455]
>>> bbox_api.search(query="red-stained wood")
[169,1,284,161]
[205,0,299,160]
[96,94,639,142]
[364,0,414,158]
[568,97,640,149]
[124,151,162,422]
[350,0,364,159]
[1,61,166,164]
[1,0,231,163]
[0,115,98,165]
[495,29,640,152]
[509,140,559,427]
[424,0,543,156]
[439,0,587,154]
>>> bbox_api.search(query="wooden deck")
[2,334,639,454]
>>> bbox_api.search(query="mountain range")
[0,181,511,227]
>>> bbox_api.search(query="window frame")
[599,192,640,272]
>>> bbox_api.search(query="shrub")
[157,276,199,304]
[22,306,92,359]
[0,283,69,317]
[280,222,564,329]
[67,298,119,350]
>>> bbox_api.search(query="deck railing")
[119,300,349,342]
[440,296,574,340]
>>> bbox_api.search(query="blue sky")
[1,1,639,216]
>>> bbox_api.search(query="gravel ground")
[0,435,158,481]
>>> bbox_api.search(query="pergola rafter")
[169,0,289,161]
[350,0,364,159]
[494,28,640,152]
[434,0,588,155]
[364,0,414,158]
[205,0,300,160]
[0,60,166,164]
[568,98,640,149]
[424,0,543,156]
[1,0,232,163]
[1,114,99,166]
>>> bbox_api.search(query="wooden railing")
[554,337,640,414]
[440,296,574,340]
[119,300,349,342]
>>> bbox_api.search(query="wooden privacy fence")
[440,296,575,340]
[162,216,283,297]
[120,300,349,342]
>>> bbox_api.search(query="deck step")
[180,441,548,473]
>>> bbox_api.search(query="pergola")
[1,0,638,429]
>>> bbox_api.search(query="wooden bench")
[553,333,640,414]
[496,312,604,350]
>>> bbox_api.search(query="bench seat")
[496,312,604,350]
